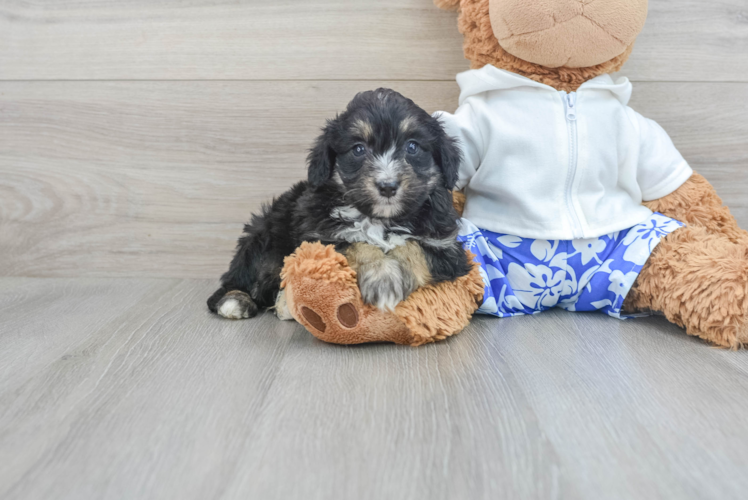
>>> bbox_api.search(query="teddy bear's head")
[435,0,648,92]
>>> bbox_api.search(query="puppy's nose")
[376,180,399,198]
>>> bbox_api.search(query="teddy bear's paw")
[216,290,258,319]
[280,241,414,345]
[294,302,360,336]
[700,320,748,350]
[336,303,360,328]
[358,259,415,312]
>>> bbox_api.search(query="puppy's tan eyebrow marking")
[399,115,417,133]
[351,119,373,141]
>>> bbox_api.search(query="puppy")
[207,88,471,320]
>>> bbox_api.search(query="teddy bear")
[280,0,748,348]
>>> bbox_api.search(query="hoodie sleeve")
[434,100,484,191]
[630,109,693,201]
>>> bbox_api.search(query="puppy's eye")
[352,144,366,157]
[406,141,420,155]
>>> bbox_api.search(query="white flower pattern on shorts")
[457,213,684,318]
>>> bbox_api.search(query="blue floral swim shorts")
[457,213,685,319]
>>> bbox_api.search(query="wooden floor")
[2,0,748,498]
[0,278,747,500]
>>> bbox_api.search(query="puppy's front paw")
[358,259,415,312]
[216,290,258,319]
[273,289,295,321]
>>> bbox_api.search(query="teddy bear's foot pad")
[336,303,359,328]
[300,306,327,332]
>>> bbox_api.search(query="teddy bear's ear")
[433,0,461,11]
[307,119,338,188]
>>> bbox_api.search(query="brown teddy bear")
[281,0,748,348]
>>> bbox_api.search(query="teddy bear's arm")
[452,190,466,216]
[643,173,747,244]
[630,113,745,241]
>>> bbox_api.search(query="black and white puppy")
[207,88,471,320]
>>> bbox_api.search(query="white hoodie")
[436,65,692,240]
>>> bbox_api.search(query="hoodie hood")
[456,65,633,106]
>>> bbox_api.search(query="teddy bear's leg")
[394,255,485,346]
[624,225,748,348]
[281,242,484,346]
[281,242,414,345]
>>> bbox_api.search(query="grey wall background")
[1,0,746,278]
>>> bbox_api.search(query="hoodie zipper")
[563,91,584,238]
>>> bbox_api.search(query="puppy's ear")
[307,121,338,188]
[435,132,462,190]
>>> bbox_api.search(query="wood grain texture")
[628,82,748,225]
[2,1,747,498]
[0,80,459,278]
[0,278,301,500]
[619,0,748,82]
[1,278,747,500]
[0,0,468,81]
[1,80,746,278]
[1,0,747,82]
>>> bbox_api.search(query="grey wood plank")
[221,324,567,500]
[470,311,748,500]
[0,0,468,81]
[620,0,748,82]
[1,80,460,279]
[1,0,746,82]
[628,82,748,225]
[1,278,747,499]
[0,278,301,500]
[0,278,180,397]
[1,80,746,278]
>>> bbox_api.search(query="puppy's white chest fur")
[331,206,411,252]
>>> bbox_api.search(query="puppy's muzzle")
[375,180,399,198]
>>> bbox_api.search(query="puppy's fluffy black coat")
[208,89,471,319]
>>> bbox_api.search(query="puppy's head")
[307,89,462,220]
